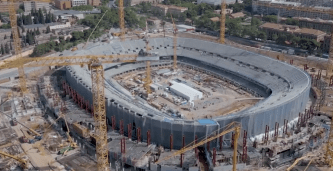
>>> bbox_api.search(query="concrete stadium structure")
[63,37,311,150]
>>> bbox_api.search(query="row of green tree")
[79,6,146,30]
[0,43,12,55]
[17,9,56,26]
[30,29,98,57]
[272,33,320,54]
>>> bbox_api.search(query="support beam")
[180,136,185,167]
[137,128,141,143]
[128,123,132,139]
[219,135,223,151]
[120,120,124,135]
[170,134,173,151]
[213,148,216,167]
[147,130,151,146]
[242,130,247,162]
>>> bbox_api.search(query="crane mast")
[220,0,226,44]
[119,0,125,41]
[8,0,28,93]
[171,15,177,70]
[144,21,152,94]
[91,64,109,171]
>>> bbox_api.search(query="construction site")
[1,0,333,171]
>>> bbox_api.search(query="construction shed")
[170,81,203,101]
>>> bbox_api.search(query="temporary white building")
[170,81,203,101]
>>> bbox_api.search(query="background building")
[253,0,333,20]
[71,0,87,6]
[323,35,331,53]
[0,1,19,13]
[259,22,327,42]
[151,4,188,16]
[23,1,50,13]
[293,17,333,33]
[87,0,100,6]
[55,0,71,10]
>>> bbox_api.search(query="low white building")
[176,24,195,32]
[197,0,240,6]
[170,81,203,102]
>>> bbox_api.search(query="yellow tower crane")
[0,54,138,171]
[156,122,241,171]
[326,115,333,167]
[119,0,125,41]
[171,15,177,70]
[0,151,28,169]
[144,20,152,94]
[219,0,226,44]
[7,0,52,94]
[8,0,28,93]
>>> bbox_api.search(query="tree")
[272,34,278,41]
[262,15,278,23]
[4,43,9,54]
[276,34,287,44]
[258,31,267,41]
[228,3,245,13]
[46,26,51,33]
[4,35,7,39]
[285,18,299,26]
[160,21,166,37]
[1,44,4,55]
[226,18,243,37]
[36,27,40,35]
[178,13,186,22]
[251,17,261,27]
[52,14,56,22]
[71,31,84,41]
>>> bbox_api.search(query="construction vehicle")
[1,112,42,139]
[286,154,317,171]
[71,47,78,51]
[0,151,28,169]
[156,122,241,171]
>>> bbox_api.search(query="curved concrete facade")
[64,37,311,149]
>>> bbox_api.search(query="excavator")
[40,111,78,155]
[0,151,28,169]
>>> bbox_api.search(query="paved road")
[0,67,43,80]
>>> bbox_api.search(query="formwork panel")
[172,123,184,149]
[161,121,173,148]
[151,119,162,145]
[183,123,195,147]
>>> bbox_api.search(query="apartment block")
[24,1,50,12]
